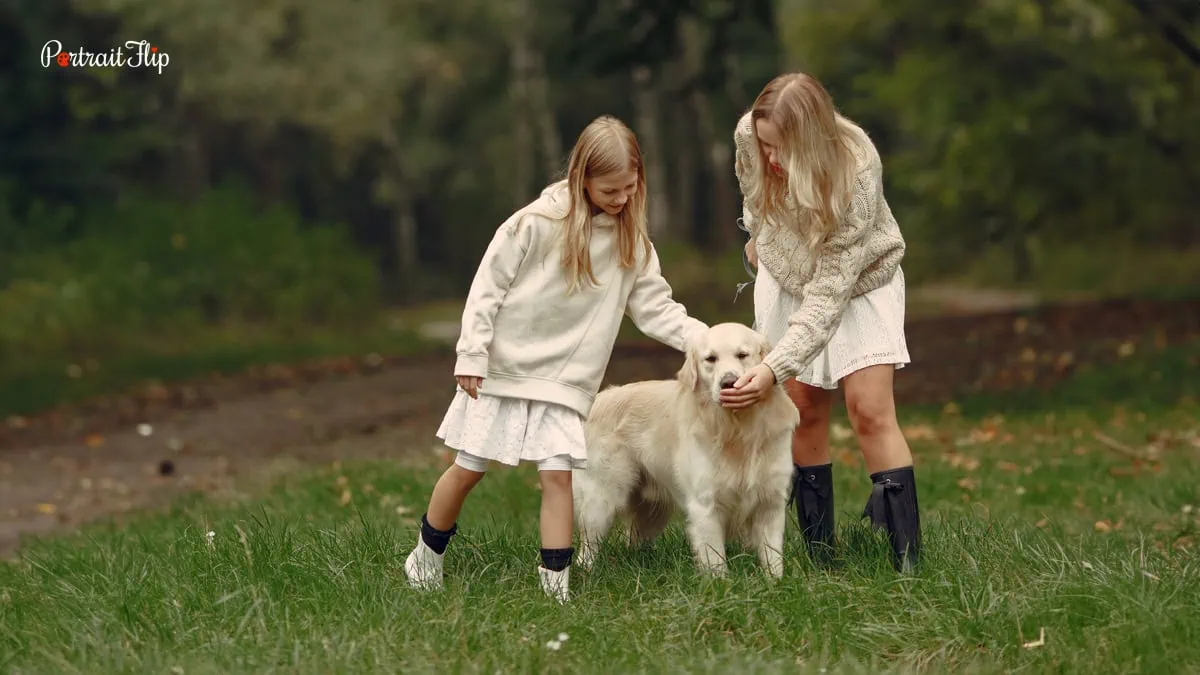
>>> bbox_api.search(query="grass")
[1,346,1198,673]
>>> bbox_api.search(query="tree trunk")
[508,0,534,205]
[378,124,422,302]
[254,132,284,204]
[679,16,736,251]
[391,186,421,302]
[174,105,209,200]
[632,65,670,237]
[670,108,698,243]
[528,43,562,179]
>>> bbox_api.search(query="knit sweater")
[455,180,708,417]
[733,111,906,382]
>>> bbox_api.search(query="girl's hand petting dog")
[456,375,483,399]
[719,363,776,409]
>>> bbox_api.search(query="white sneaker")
[404,537,444,591]
[538,565,570,603]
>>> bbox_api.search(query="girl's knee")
[786,381,832,426]
[845,389,898,438]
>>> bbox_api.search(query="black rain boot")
[861,466,922,573]
[789,463,836,563]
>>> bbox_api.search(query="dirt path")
[2,296,1197,555]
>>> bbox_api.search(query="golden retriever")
[573,322,800,578]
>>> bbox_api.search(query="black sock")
[420,513,457,555]
[540,547,574,572]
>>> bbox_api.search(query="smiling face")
[584,169,639,216]
[678,323,771,404]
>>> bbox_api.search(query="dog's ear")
[676,344,701,392]
[758,334,772,362]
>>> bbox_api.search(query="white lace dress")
[753,265,910,390]
[436,391,588,469]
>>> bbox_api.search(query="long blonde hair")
[560,115,652,294]
[743,73,866,249]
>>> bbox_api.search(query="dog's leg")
[573,470,620,571]
[748,503,787,579]
[628,475,672,548]
[628,499,672,548]
[684,494,727,577]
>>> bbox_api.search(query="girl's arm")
[733,114,760,237]
[625,245,708,352]
[761,163,881,382]
[454,215,535,377]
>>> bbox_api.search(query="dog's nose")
[719,374,738,390]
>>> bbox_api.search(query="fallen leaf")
[85,434,105,448]
[1022,627,1046,649]
[395,505,412,516]
[1094,520,1114,532]
[1117,341,1136,358]
[957,477,979,491]
[1035,517,1049,528]
[339,489,352,506]
[996,460,1020,472]
[36,503,57,515]
[830,423,853,441]
[902,424,937,441]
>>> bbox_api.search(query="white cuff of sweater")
[762,351,798,384]
[454,353,489,378]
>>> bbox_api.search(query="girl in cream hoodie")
[404,115,708,602]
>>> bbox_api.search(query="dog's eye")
[736,352,749,359]
[704,355,717,363]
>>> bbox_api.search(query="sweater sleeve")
[762,163,881,382]
[732,114,760,236]
[625,245,709,352]
[454,215,536,378]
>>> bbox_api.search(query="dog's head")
[677,323,772,404]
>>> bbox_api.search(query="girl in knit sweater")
[720,73,922,572]
[404,115,708,602]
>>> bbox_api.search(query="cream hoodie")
[454,181,708,417]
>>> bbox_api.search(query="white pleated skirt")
[436,391,588,470]
[754,266,910,390]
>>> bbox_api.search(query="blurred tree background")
[0,0,1197,411]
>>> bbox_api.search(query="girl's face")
[585,170,638,216]
[754,119,786,176]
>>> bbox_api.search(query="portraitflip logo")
[41,40,170,74]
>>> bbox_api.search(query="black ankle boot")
[861,466,922,572]
[790,463,836,562]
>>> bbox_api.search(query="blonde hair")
[743,73,868,249]
[559,115,652,294]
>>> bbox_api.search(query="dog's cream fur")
[573,323,801,577]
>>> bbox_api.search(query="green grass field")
[1,346,1198,674]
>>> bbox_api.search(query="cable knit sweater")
[455,180,708,417]
[733,111,906,382]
